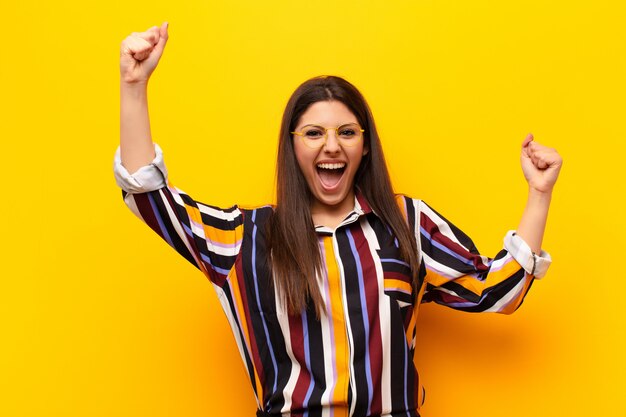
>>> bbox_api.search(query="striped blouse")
[113,144,551,417]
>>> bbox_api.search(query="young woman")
[115,22,562,417]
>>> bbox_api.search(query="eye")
[304,129,324,139]
[339,128,357,137]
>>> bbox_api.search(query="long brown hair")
[268,75,419,317]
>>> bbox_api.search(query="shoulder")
[392,194,424,230]
[393,193,423,214]
[237,204,276,223]
[392,195,448,230]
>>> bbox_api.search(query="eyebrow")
[298,122,359,129]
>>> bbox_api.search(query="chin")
[311,186,353,208]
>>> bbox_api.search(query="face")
[292,100,368,215]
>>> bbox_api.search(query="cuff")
[113,143,168,194]
[503,230,552,279]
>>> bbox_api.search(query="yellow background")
[2,1,624,416]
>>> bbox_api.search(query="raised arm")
[119,22,169,173]
[515,134,563,255]
[416,134,561,313]
[114,23,246,287]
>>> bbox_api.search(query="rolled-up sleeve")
[112,143,244,287]
[113,143,168,193]
[503,230,552,279]
[415,199,552,314]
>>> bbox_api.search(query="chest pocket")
[376,246,415,308]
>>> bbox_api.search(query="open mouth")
[316,162,347,189]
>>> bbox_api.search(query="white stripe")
[483,278,526,312]
[412,199,423,265]
[422,252,468,279]
[316,259,337,412]
[276,286,300,414]
[124,193,141,220]
[419,201,470,249]
[213,282,261,408]
[361,218,393,414]
[190,218,207,239]
[198,203,242,222]
[331,231,358,417]
[158,189,205,270]
[168,188,242,257]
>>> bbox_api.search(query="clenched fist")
[520,133,563,193]
[120,22,169,84]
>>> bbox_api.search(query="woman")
[115,22,561,417]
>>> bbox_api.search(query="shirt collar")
[354,188,374,216]
[314,189,376,233]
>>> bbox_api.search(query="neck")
[310,189,356,229]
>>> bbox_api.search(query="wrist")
[527,186,553,208]
[120,81,148,100]
[528,186,553,198]
[121,79,148,91]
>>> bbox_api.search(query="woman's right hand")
[120,22,169,85]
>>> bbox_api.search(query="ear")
[362,144,369,156]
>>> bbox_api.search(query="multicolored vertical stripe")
[119,178,544,416]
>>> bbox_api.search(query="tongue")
[318,168,343,188]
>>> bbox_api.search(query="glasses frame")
[291,123,365,149]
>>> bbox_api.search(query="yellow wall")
[2,1,624,416]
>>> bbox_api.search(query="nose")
[323,130,341,153]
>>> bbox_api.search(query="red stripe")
[420,212,489,272]
[350,227,383,414]
[165,189,227,286]
[134,194,166,241]
[288,313,310,410]
[355,189,373,214]
[433,291,467,304]
[235,257,266,392]
[383,271,412,284]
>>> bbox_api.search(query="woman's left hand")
[520,133,563,193]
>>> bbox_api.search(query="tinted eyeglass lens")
[299,124,363,148]
[302,126,326,140]
[337,124,361,141]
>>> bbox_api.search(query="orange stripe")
[228,269,264,401]
[384,278,412,294]
[169,203,211,275]
[202,223,243,245]
[182,203,243,245]
[323,237,350,409]
[498,261,534,314]
[426,258,526,310]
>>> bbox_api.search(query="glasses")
[291,123,364,149]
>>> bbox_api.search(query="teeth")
[317,162,346,170]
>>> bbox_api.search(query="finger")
[537,150,563,167]
[151,22,169,56]
[530,156,548,170]
[121,36,144,56]
[159,21,169,40]
[521,133,534,158]
[534,149,563,170]
[131,26,160,46]
[529,141,552,153]
[529,151,540,167]
[528,146,545,167]
[122,36,154,61]
[522,133,534,148]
